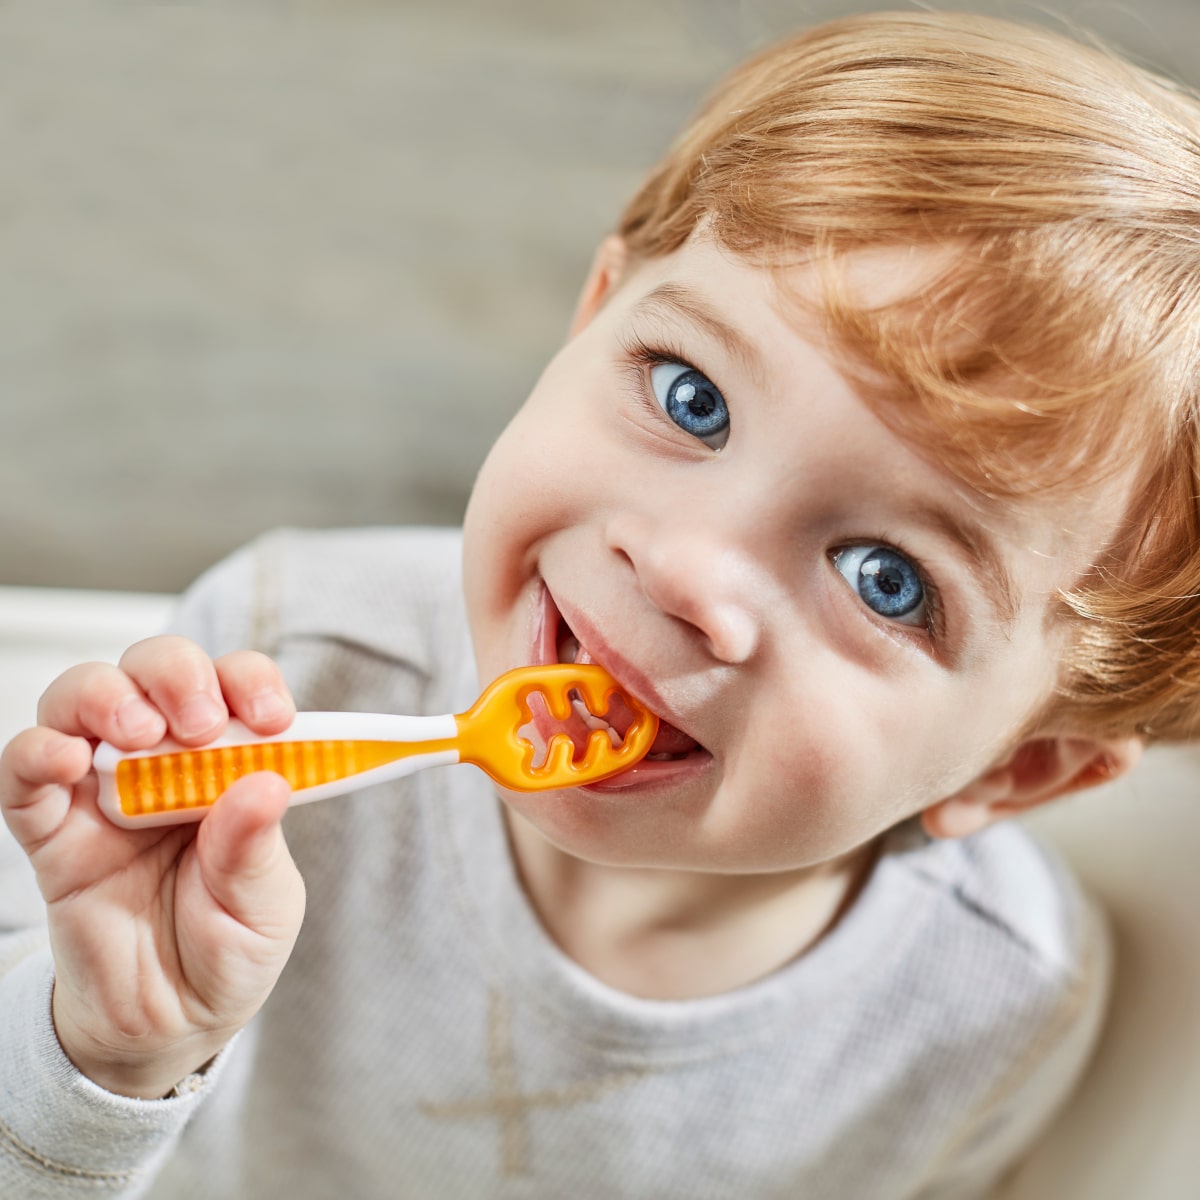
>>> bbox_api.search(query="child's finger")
[213,651,296,734]
[118,636,228,746]
[195,772,304,935]
[0,726,93,851]
[37,662,168,748]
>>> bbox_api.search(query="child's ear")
[569,236,628,336]
[920,734,1143,840]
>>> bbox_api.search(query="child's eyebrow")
[911,499,1021,633]
[632,283,769,391]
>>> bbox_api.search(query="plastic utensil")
[94,663,659,828]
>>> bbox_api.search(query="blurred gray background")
[4,0,1198,592]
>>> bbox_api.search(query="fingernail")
[247,689,288,725]
[177,694,223,738]
[115,695,161,739]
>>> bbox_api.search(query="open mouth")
[554,625,701,762]
[536,589,706,771]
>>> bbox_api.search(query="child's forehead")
[622,230,960,339]
[617,232,992,399]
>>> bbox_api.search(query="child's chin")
[497,761,714,860]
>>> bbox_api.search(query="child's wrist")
[72,1037,224,1099]
[60,1034,226,1100]
[52,989,232,1100]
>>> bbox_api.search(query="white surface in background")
[0,585,175,930]
[0,586,174,747]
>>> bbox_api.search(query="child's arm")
[0,637,306,1100]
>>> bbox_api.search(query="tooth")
[572,697,620,746]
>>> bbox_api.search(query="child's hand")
[0,636,305,1099]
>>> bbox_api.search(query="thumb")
[195,771,304,934]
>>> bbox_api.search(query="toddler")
[4,11,1200,1198]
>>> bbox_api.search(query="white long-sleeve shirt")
[0,527,1110,1199]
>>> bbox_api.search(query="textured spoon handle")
[94,712,458,828]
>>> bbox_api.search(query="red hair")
[617,12,1200,741]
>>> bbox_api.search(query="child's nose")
[605,512,762,665]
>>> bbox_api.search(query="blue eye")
[649,362,730,449]
[833,545,927,626]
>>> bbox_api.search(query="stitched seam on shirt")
[904,859,1070,984]
[0,1115,141,1187]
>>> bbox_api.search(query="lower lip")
[580,753,713,792]
[528,581,714,791]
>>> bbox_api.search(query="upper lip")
[546,585,698,743]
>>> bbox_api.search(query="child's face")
[462,234,1115,873]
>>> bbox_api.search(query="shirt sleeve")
[0,541,263,1197]
[0,947,245,1199]
[910,894,1114,1200]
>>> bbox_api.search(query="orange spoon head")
[455,663,659,791]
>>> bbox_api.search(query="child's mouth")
[553,619,702,763]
